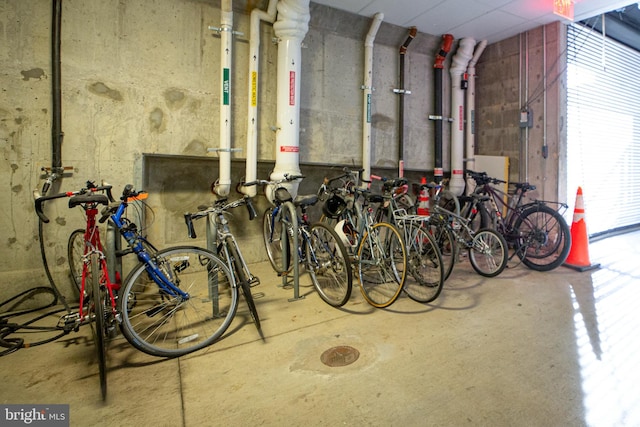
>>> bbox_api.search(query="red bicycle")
[37,181,122,400]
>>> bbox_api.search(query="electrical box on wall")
[519,108,532,128]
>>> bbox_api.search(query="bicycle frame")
[77,204,118,326]
[110,198,189,300]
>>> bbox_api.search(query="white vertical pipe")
[269,0,310,200]
[464,39,487,192]
[362,12,383,184]
[213,0,233,197]
[449,37,475,196]
[241,0,278,197]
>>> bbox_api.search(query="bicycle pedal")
[249,276,261,287]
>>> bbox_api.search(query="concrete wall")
[475,21,567,202]
[0,0,563,305]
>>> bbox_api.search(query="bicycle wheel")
[402,224,444,303]
[468,229,508,277]
[357,222,406,308]
[224,238,261,335]
[262,207,291,274]
[87,252,108,400]
[68,228,85,295]
[307,222,353,307]
[513,204,571,271]
[427,219,457,281]
[119,246,238,358]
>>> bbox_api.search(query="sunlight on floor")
[571,235,640,427]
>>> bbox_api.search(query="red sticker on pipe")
[459,105,464,131]
[280,146,299,152]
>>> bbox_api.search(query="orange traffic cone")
[564,186,600,272]
[417,177,430,216]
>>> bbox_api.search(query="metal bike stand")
[105,220,122,285]
[206,212,221,317]
[281,201,303,302]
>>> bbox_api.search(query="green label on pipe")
[366,93,371,123]
[223,68,230,105]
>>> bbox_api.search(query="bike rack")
[105,221,122,285]
[206,213,221,316]
[281,201,303,302]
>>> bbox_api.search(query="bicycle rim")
[68,229,85,296]
[515,205,572,271]
[427,219,457,281]
[262,207,291,274]
[308,222,353,307]
[88,253,107,400]
[226,239,261,335]
[357,223,406,308]
[119,246,238,358]
[468,229,508,277]
[402,225,444,303]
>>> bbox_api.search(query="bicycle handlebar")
[184,196,257,239]
[34,181,115,223]
[243,173,305,188]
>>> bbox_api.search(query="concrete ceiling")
[311,0,637,43]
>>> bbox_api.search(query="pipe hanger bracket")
[393,89,411,95]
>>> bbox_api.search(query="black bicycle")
[466,170,571,271]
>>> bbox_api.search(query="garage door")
[567,24,640,237]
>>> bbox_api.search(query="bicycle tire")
[427,219,457,281]
[68,228,85,295]
[307,222,353,307]
[513,204,571,271]
[88,252,108,400]
[224,238,261,335]
[357,222,406,308]
[119,246,238,358]
[402,224,444,303]
[262,207,291,274]
[468,229,508,277]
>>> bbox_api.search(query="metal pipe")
[432,34,453,184]
[362,12,384,184]
[449,37,475,196]
[397,26,417,178]
[241,0,278,197]
[269,0,310,202]
[50,0,64,190]
[464,39,487,183]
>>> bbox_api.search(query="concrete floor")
[1,230,639,426]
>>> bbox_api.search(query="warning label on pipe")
[280,146,299,152]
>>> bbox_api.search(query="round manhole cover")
[320,345,360,367]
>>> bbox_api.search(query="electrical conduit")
[449,37,475,196]
[362,12,384,184]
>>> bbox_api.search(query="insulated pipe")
[397,26,417,178]
[432,34,453,184]
[212,0,234,197]
[464,39,487,190]
[269,0,310,201]
[241,0,278,197]
[449,37,475,196]
[362,12,384,184]
[48,0,64,193]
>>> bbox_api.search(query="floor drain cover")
[320,345,360,367]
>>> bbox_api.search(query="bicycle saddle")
[69,193,110,208]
